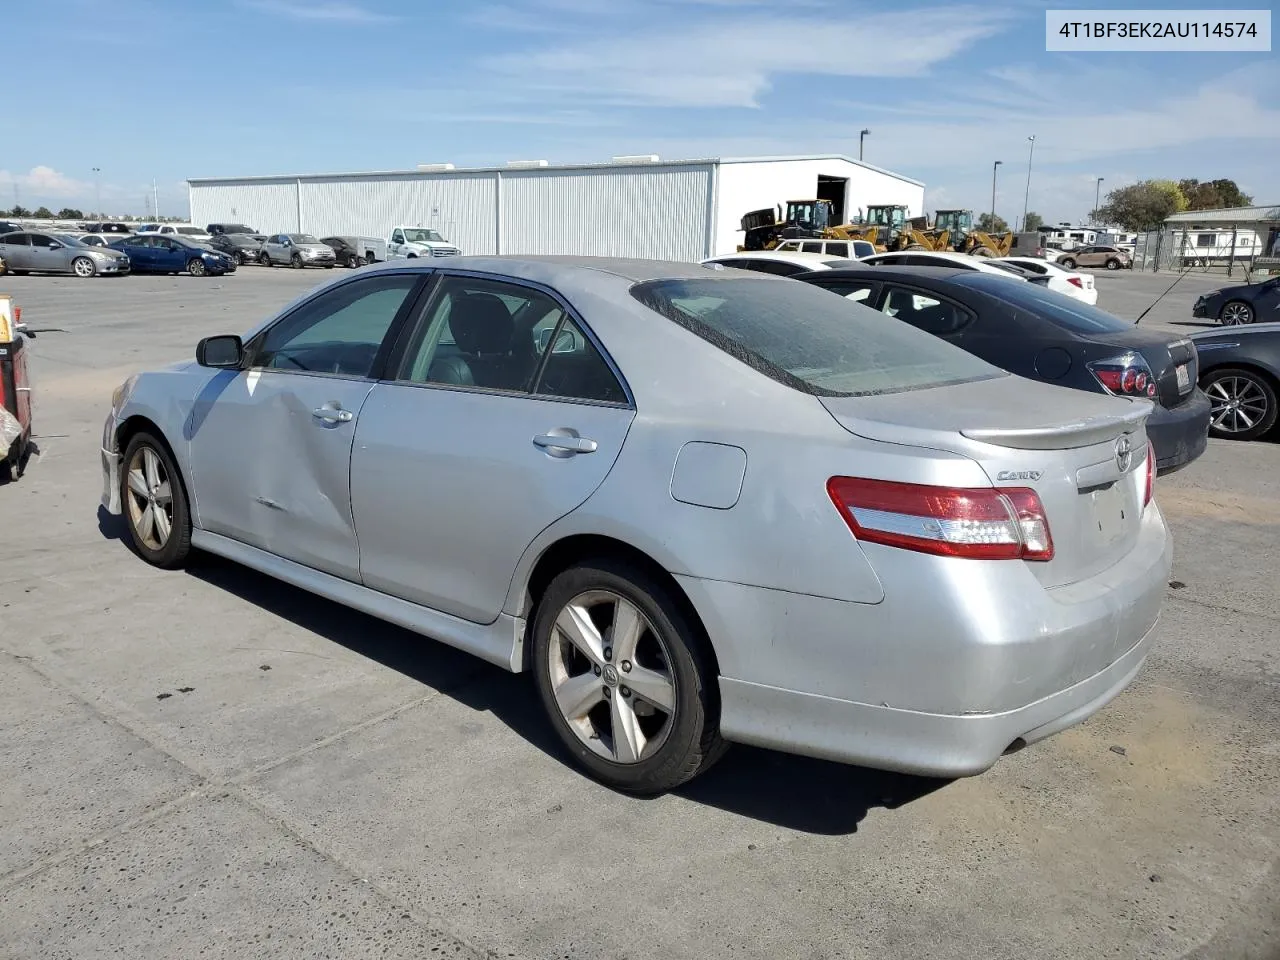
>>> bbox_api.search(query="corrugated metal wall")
[189,163,715,258]
[500,165,713,259]
[298,174,497,253]
[189,180,300,234]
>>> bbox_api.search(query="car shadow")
[183,553,948,834]
[96,504,128,541]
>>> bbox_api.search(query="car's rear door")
[187,272,426,581]
[0,233,31,270]
[350,273,634,624]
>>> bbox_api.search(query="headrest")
[450,293,514,355]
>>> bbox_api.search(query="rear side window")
[631,277,1001,397]
[881,286,972,335]
[952,274,1133,334]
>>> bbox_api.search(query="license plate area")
[1176,362,1191,393]
[1088,480,1133,547]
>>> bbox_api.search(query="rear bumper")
[1147,388,1211,474]
[679,502,1172,777]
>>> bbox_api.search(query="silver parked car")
[0,231,130,277]
[259,233,337,268]
[100,257,1171,793]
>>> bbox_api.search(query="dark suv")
[206,223,259,237]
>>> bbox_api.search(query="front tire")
[1220,300,1254,325]
[1059,256,1077,269]
[291,253,303,269]
[72,256,97,278]
[120,431,192,568]
[260,252,272,267]
[532,559,725,794]
[188,258,206,277]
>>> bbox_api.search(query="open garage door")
[817,175,848,224]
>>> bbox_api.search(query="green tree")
[8,205,30,218]
[1022,211,1045,232]
[32,206,54,219]
[1177,178,1253,210]
[976,212,1009,232]
[1095,180,1188,232]
[57,207,84,219]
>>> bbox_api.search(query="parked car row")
[102,254,1177,795]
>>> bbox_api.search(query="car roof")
[703,250,842,265]
[796,264,1014,287]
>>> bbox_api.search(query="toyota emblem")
[1114,435,1133,473]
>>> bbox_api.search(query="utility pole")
[1020,135,1036,232]
[859,129,870,162]
[1094,177,1104,224]
[152,179,159,221]
[92,167,102,216]
[990,160,1003,231]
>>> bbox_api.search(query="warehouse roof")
[1164,205,1280,225]
[187,154,924,188]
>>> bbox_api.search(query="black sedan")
[1192,275,1280,325]
[796,265,1211,473]
[1190,322,1280,440]
[208,232,266,265]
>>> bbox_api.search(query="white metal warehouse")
[186,155,925,260]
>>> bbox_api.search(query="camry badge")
[996,470,1042,482]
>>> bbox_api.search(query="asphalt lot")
[1,264,1277,960]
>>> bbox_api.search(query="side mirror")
[48,242,63,250]
[196,334,244,368]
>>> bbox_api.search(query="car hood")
[1198,284,1254,300]
[299,244,333,253]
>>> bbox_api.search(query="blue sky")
[4,0,1276,222]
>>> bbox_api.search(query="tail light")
[827,477,1054,561]
[1144,447,1155,508]
[1088,352,1158,398]
[1067,277,1084,288]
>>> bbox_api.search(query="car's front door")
[1077,246,1101,267]
[28,234,67,273]
[350,273,635,623]
[187,272,425,580]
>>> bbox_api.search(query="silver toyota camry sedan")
[101,257,1172,793]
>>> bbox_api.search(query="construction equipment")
[739,200,834,251]
[930,209,1013,257]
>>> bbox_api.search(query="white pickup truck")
[386,226,461,259]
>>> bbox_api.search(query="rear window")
[952,274,1133,334]
[630,277,1002,397]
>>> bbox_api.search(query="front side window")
[631,277,1000,397]
[254,274,420,377]
[30,235,54,248]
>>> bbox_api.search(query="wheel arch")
[115,413,195,513]
[1198,358,1280,392]
[515,533,721,680]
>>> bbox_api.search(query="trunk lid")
[821,375,1154,588]
[1096,329,1197,407]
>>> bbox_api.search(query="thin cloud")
[241,0,396,23]
[483,7,1014,108]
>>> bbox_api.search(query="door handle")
[312,405,354,424]
[533,433,597,455]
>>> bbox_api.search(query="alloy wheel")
[189,259,206,277]
[1206,376,1269,434]
[73,257,96,278]
[546,589,677,764]
[1221,302,1253,325]
[125,446,174,551]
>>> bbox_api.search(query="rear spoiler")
[961,401,1153,450]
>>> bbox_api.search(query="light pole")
[990,160,1003,231]
[1094,177,1104,223]
[859,129,870,162]
[1021,135,1036,231]
[92,167,101,216]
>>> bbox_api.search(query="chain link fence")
[1133,225,1280,277]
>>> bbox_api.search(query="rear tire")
[120,431,193,568]
[531,559,726,794]
[236,251,247,265]
[1106,258,1121,270]
[1202,367,1278,441]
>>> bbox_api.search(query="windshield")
[630,277,1002,397]
[288,233,319,243]
[952,274,1134,334]
[222,225,255,234]
[402,228,444,243]
[176,227,207,236]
